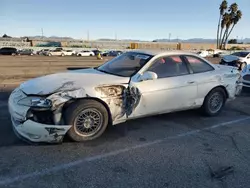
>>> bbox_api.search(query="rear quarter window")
[185,55,214,73]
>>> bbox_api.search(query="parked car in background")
[220,51,250,70]
[48,49,64,56]
[197,50,210,58]
[62,50,76,56]
[17,49,34,56]
[37,49,50,56]
[76,50,95,56]
[92,50,102,56]
[241,64,250,88]
[212,50,228,58]
[0,47,17,55]
[8,50,242,143]
[102,50,123,57]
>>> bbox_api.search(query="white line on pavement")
[0,116,250,186]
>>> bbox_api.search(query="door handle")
[187,81,195,84]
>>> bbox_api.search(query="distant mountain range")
[18,36,250,44]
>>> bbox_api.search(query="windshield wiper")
[95,67,124,77]
[95,67,112,74]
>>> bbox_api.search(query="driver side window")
[147,56,189,79]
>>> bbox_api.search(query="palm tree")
[217,0,228,48]
[224,10,242,48]
[220,13,231,49]
[219,14,227,49]
[220,3,242,49]
[229,3,238,14]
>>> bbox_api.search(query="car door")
[128,55,198,118]
[54,49,61,56]
[182,55,217,104]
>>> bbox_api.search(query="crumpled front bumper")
[11,118,71,143]
[8,88,71,143]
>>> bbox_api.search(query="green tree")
[217,0,228,48]
[219,3,242,49]
[224,10,242,47]
[220,13,231,49]
[228,39,238,44]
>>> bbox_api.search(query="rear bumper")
[235,82,243,96]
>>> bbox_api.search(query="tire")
[61,53,65,57]
[78,54,82,56]
[201,87,226,116]
[48,53,52,56]
[90,54,93,56]
[64,100,109,142]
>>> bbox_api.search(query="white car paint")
[48,49,64,56]
[8,50,243,143]
[62,50,76,56]
[197,50,210,57]
[76,51,95,56]
[241,64,250,88]
[222,51,250,65]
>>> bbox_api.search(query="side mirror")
[139,71,158,81]
[247,56,250,59]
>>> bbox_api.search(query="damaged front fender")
[95,85,141,122]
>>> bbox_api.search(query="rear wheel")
[48,53,52,56]
[64,100,109,142]
[201,87,226,116]
[61,53,65,57]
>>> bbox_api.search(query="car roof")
[129,49,198,56]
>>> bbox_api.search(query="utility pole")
[41,28,44,41]
[115,32,117,41]
[169,33,171,42]
[87,30,89,41]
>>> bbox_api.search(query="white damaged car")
[8,50,243,143]
[242,64,250,88]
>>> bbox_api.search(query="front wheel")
[64,100,109,142]
[201,88,226,116]
[61,53,65,56]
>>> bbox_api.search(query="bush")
[228,46,246,51]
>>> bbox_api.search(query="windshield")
[97,52,153,77]
[231,52,249,58]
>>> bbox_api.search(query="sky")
[0,0,249,40]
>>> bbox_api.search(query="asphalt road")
[0,89,250,188]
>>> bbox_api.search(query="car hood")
[222,55,243,62]
[20,68,130,95]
